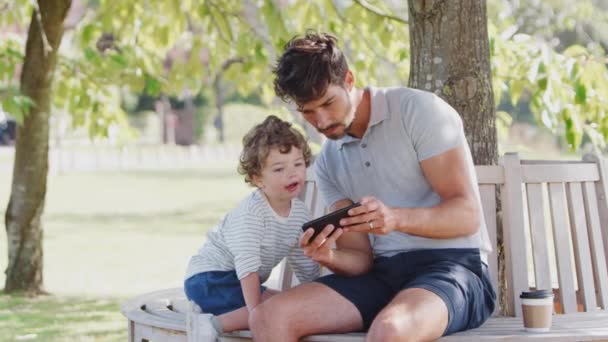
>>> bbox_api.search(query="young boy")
[184,115,320,341]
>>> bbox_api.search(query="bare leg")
[218,289,279,332]
[366,288,448,342]
[249,282,363,342]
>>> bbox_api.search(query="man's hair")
[274,31,349,104]
[238,115,312,186]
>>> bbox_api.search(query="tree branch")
[353,0,407,24]
[31,2,53,55]
[329,0,401,75]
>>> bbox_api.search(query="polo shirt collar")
[337,86,389,149]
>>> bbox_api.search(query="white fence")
[0,144,242,173]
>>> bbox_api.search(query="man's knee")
[367,312,414,342]
[249,300,290,335]
[249,302,271,333]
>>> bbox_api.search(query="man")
[249,31,496,342]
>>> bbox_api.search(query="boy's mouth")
[285,181,300,193]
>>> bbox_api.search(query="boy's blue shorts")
[184,270,266,315]
[315,248,496,335]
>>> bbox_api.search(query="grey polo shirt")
[314,86,491,262]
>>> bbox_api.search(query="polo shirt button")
[361,143,367,148]
[365,161,371,167]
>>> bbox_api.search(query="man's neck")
[348,87,371,139]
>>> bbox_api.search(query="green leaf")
[1,97,23,124]
[145,76,162,96]
[84,47,99,62]
[575,82,587,105]
[254,43,266,61]
[510,81,524,106]
[569,61,580,80]
[563,44,588,58]
[537,77,547,91]
[82,24,96,45]
[110,53,128,68]
[379,27,391,48]
[1,94,34,124]
[398,49,407,61]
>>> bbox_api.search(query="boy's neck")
[262,191,292,217]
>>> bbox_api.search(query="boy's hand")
[299,224,343,265]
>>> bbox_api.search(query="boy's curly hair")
[273,30,349,105]
[238,115,311,186]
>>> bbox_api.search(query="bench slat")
[567,182,598,311]
[582,181,608,309]
[476,165,504,184]
[521,164,600,183]
[526,183,553,291]
[223,312,608,341]
[584,154,608,309]
[502,153,530,316]
[479,184,498,292]
[548,182,579,313]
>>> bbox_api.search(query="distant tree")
[4,0,71,294]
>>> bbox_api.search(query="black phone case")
[301,202,361,242]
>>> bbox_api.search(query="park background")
[1,0,607,340]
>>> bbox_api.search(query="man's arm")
[342,145,481,238]
[300,199,374,276]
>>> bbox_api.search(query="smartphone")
[301,202,361,243]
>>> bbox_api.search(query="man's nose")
[315,110,331,129]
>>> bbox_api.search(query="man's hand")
[299,225,344,265]
[340,196,399,235]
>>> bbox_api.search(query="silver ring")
[368,221,374,230]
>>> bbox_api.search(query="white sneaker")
[187,302,219,342]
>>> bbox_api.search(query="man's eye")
[295,162,304,167]
[273,168,284,172]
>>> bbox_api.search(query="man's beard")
[320,97,353,140]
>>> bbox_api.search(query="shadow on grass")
[0,291,126,341]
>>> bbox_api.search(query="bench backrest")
[499,153,608,317]
[284,153,608,318]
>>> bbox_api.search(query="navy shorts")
[316,248,496,335]
[184,271,266,315]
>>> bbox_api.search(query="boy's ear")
[251,174,263,188]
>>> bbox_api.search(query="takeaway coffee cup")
[520,290,554,332]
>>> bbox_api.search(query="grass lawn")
[0,162,251,341]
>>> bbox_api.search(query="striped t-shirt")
[185,189,320,283]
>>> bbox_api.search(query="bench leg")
[128,320,135,342]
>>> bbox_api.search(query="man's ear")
[344,70,355,91]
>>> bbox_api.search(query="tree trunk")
[407,0,506,315]
[408,0,497,166]
[4,0,71,294]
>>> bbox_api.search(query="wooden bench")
[121,153,608,341]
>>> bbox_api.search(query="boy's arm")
[240,272,262,311]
